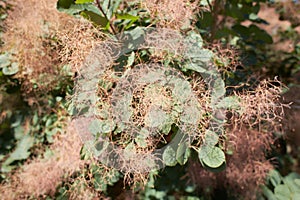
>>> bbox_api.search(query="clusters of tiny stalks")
[0,0,287,199]
[187,79,285,199]
[74,28,285,199]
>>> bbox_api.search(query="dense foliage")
[0,0,300,199]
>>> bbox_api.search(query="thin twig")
[95,0,117,35]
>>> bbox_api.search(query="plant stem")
[95,0,117,35]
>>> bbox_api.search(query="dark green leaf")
[81,10,109,27]
[57,0,74,9]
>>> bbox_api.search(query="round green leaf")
[198,146,225,168]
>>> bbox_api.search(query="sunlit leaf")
[126,52,135,67]
[116,13,139,21]
[75,0,94,4]
[198,146,225,168]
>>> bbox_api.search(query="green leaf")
[249,13,259,21]
[274,184,291,200]
[292,193,300,200]
[3,62,19,75]
[283,173,300,193]
[262,185,277,200]
[232,24,251,40]
[124,142,136,160]
[115,12,139,30]
[99,79,113,92]
[186,49,214,69]
[81,10,109,27]
[111,0,122,14]
[58,4,84,15]
[215,96,241,110]
[116,13,139,21]
[134,128,151,148]
[93,140,110,157]
[171,79,192,103]
[198,146,226,168]
[45,117,53,127]
[144,108,168,129]
[268,170,283,188]
[186,31,203,49]
[211,77,225,103]
[249,24,273,44]
[106,169,121,185]
[88,119,115,135]
[163,145,177,166]
[57,0,74,9]
[126,52,135,67]
[180,105,200,124]
[2,135,35,168]
[75,0,94,4]
[135,134,148,148]
[176,142,190,165]
[58,3,102,16]
[204,130,219,146]
[122,27,146,51]
[94,173,108,191]
[295,179,300,187]
[0,53,11,69]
